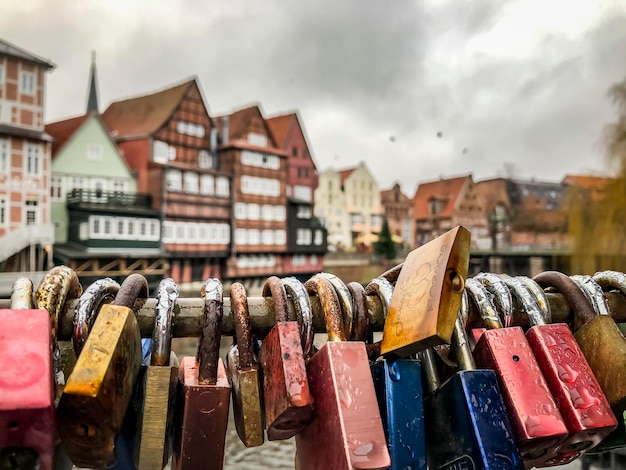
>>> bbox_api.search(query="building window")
[293,185,312,202]
[177,121,205,138]
[166,169,182,192]
[199,150,215,169]
[51,176,63,201]
[200,174,214,195]
[274,230,286,245]
[292,147,298,157]
[0,198,7,226]
[247,133,267,147]
[372,215,382,227]
[235,228,247,244]
[262,229,274,245]
[104,219,111,235]
[25,145,41,176]
[0,65,4,84]
[275,206,286,221]
[240,176,280,197]
[153,140,169,164]
[248,229,260,245]
[72,176,85,190]
[113,179,126,194]
[87,144,103,161]
[297,228,312,245]
[261,205,274,221]
[234,203,247,219]
[241,150,280,170]
[20,71,36,95]
[216,176,229,197]
[297,205,312,219]
[117,220,125,236]
[310,255,318,265]
[184,171,198,194]
[314,229,323,245]
[247,203,260,220]
[25,200,38,225]
[0,139,8,172]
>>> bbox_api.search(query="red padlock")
[0,277,56,470]
[505,276,617,465]
[467,277,569,467]
[296,275,390,470]
[260,276,313,440]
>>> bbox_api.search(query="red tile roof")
[339,168,356,186]
[45,114,90,156]
[102,79,194,139]
[216,104,286,154]
[562,174,612,202]
[266,113,294,148]
[412,175,470,219]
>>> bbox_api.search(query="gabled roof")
[339,168,356,186]
[102,79,195,139]
[266,113,294,148]
[381,183,410,203]
[0,38,55,69]
[412,175,470,219]
[562,174,611,191]
[45,114,90,155]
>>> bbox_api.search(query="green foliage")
[374,219,397,260]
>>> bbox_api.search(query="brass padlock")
[259,276,313,440]
[57,274,146,468]
[172,278,231,470]
[35,266,83,398]
[225,282,264,447]
[134,278,179,470]
[380,226,470,357]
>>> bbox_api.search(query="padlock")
[367,276,426,470]
[259,276,313,440]
[571,274,612,319]
[172,278,230,470]
[318,272,354,341]
[347,281,369,342]
[467,277,569,466]
[35,266,83,398]
[0,277,56,470]
[536,270,626,454]
[296,275,390,470]
[225,282,265,447]
[134,278,179,470]
[503,275,617,465]
[381,225,470,357]
[57,273,145,468]
[422,308,524,469]
[281,277,315,359]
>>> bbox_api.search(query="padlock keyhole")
[512,355,520,362]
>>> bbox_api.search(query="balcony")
[66,189,157,214]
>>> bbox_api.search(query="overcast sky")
[2,0,626,195]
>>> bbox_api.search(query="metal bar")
[1,291,626,340]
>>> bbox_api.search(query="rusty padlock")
[225,282,264,447]
[504,275,617,465]
[296,275,390,470]
[281,277,315,359]
[318,272,354,342]
[259,276,313,440]
[172,278,230,470]
[467,277,568,466]
[57,274,145,468]
[134,278,179,470]
[347,281,369,342]
[0,277,56,470]
[381,226,470,357]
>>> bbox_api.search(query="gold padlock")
[134,278,179,470]
[380,226,470,357]
[57,274,146,468]
[225,282,264,447]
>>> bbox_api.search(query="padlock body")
[57,304,141,468]
[295,341,390,470]
[134,364,178,470]
[381,226,470,357]
[424,369,524,470]
[259,321,313,440]
[526,323,617,462]
[225,345,264,447]
[172,356,230,470]
[473,326,568,465]
[0,309,55,470]
[371,358,426,470]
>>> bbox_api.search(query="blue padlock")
[422,297,524,470]
[367,277,427,470]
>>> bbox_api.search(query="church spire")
[86,51,99,114]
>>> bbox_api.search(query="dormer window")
[428,197,446,215]
[247,132,267,147]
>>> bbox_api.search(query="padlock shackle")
[73,278,120,356]
[593,270,626,297]
[198,278,223,384]
[347,281,369,342]
[230,282,255,368]
[453,299,476,371]
[533,271,597,332]
[112,273,148,310]
[151,278,178,367]
[517,276,552,324]
[319,272,353,340]
[475,272,514,327]
[365,277,394,320]
[465,278,503,329]
[503,277,546,327]
[262,276,290,323]
[571,275,611,316]
[10,276,33,310]
[304,275,347,342]
[420,348,441,394]
[281,276,314,358]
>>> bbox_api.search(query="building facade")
[0,38,55,271]
[380,182,414,248]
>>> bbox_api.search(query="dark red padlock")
[467,277,569,467]
[505,275,617,466]
[296,275,390,470]
[259,276,313,440]
[0,277,56,470]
